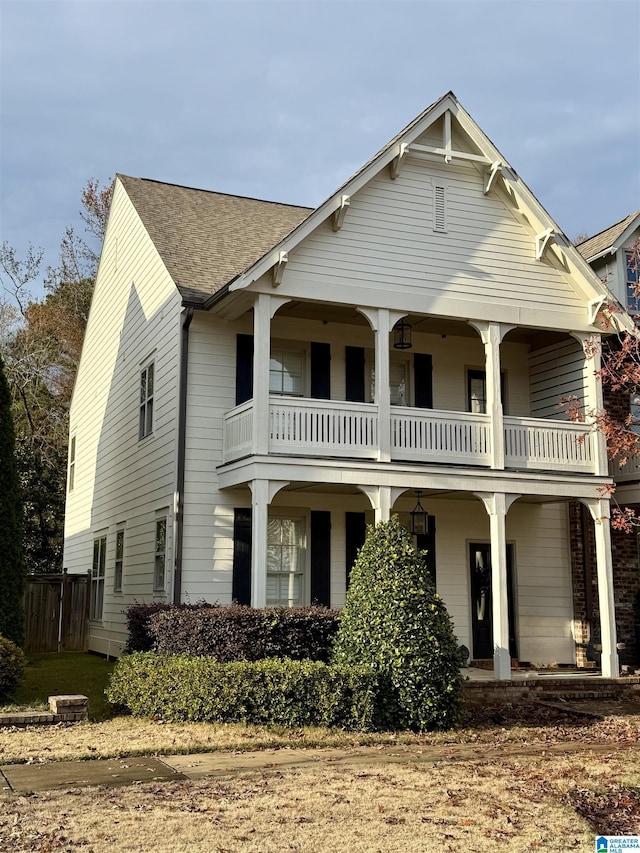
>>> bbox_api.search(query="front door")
[469,543,517,660]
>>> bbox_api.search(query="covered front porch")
[218,463,620,682]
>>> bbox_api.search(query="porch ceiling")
[270,300,574,349]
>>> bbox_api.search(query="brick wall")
[569,497,640,667]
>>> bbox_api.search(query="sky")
[1,0,639,298]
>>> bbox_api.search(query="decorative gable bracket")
[390,143,409,180]
[535,228,556,261]
[331,195,351,232]
[272,251,288,287]
[484,161,503,195]
[587,297,606,326]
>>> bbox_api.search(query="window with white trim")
[114,529,124,593]
[626,250,639,313]
[90,536,106,621]
[154,517,167,591]
[368,356,410,405]
[139,362,154,439]
[269,347,305,396]
[266,516,305,606]
[68,435,76,492]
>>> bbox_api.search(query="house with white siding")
[63,91,632,680]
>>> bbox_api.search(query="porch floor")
[461,668,640,705]
[464,667,603,682]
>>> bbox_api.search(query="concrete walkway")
[2,740,638,794]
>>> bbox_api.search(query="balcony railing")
[504,416,593,473]
[391,407,491,465]
[222,398,596,474]
[613,455,640,482]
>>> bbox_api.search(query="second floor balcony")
[223,396,596,474]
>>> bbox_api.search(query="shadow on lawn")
[11,652,116,721]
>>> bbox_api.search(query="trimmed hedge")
[332,517,462,731]
[0,635,26,699]
[124,602,217,652]
[145,605,340,662]
[106,653,377,730]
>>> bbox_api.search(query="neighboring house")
[63,91,633,679]
[576,214,640,663]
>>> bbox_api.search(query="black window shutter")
[310,510,331,607]
[416,514,436,586]
[310,342,331,400]
[235,334,254,406]
[345,511,367,588]
[414,353,433,409]
[232,508,252,605]
[345,346,365,403]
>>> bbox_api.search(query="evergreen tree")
[0,354,25,645]
[332,516,461,731]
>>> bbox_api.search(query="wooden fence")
[24,573,90,653]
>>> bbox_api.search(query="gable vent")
[433,185,447,233]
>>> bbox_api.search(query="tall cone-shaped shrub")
[332,516,461,730]
[0,355,25,646]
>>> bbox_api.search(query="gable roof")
[576,211,640,262]
[222,91,619,324]
[118,175,312,304]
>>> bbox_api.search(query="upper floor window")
[90,535,106,621]
[269,348,304,396]
[467,369,507,414]
[154,517,167,591]
[626,251,639,313]
[68,435,76,492]
[139,363,154,439]
[114,529,125,593]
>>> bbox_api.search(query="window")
[630,392,640,435]
[390,360,409,406]
[368,357,410,405]
[139,363,154,439]
[267,517,305,606]
[467,369,507,414]
[68,435,76,492]
[90,536,106,621]
[154,517,167,591]
[114,529,124,593]
[626,251,639,313]
[269,348,304,396]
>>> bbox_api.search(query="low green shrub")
[332,517,462,731]
[0,635,26,699]
[106,652,377,730]
[147,605,340,662]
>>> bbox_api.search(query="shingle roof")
[575,211,640,261]
[117,175,312,304]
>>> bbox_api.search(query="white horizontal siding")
[63,178,182,653]
[529,339,586,419]
[261,157,585,324]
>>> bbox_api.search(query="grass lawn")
[6,652,115,721]
[2,747,639,851]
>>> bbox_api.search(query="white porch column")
[469,322,513,471]
[357,307,407,462]
[357,485,404,525]
[252,294,272,456]
[572,333,608,476]
[374,310,391,462]
[583,498,619,677]
[249,479,269,608]
[252,293,290,456]
[475,491,520,680]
